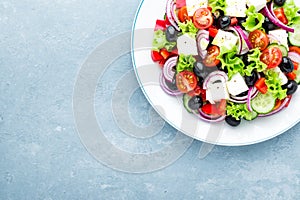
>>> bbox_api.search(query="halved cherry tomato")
[178,6,191,22]
[151,50,164,62]
[248,30,269,51]
[292,61,299,70]
[193,8,214,30]
[255,77,268,94]
[260,46,282,69]
[201,100,226,116]
[286,72,297,80]
[187,85,201,96]
[203,45,220,67]
[274,7,288,25]
[176,71,197,93]
[289,46,300,55]
[217,99,227,116]
[208,27,218,38]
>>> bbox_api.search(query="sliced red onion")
[166,0,180,31]
[196,30,209,59]
[194,109,226,123]
[234,26,252,50]
[288,52,300,63]
[171,2,180,26]
[261,5,294,33]
[163,56,178,82]
[203,71,228,90]
[159,73,182,96]
[247,87,254,112]
[258,97,291,117]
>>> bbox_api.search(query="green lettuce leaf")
[208,0,227,13]
[244,48,267,76]
[152,29,176,52]
[178,20,198,38]
[176,54,196,73]
[264,69,287,100]
[281,0,300,25]
[217,46,245,79]
[226,102,257,120]
[242,6,265,32]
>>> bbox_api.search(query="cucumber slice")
[294,69,300,84]
[269,44,288,56]
[183,94,192,113]
[251,92,276,114]
[289,23,300,47]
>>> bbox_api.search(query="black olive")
[279,56,294,73]
[245,72,258,87]
[237,17,247,27]
[274,0,286,6]
[214,9,224,19]
[188,96,203,110]
[262,17,277,32]
[197,76,204,87]
[225,116,241,127]
[193,61,205,77]
[282,80,298,95]
[165,73,178,91]
[241,54,249,66]
[165,26,178,42]
[235,91,248,97]
[217,16,231,29]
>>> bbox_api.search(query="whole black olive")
[274,0,286,6]
[165,26,178,42]
[188,96,203,110]
[245,72,258,87]
[225,116,241,127]
[279,56,294,73]
[197,76,204,87]
[262,17,277,32]
[193,61,205,77]
[282,80,298,95]
[217,16,231,29]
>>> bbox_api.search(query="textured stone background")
[1,0,300,199]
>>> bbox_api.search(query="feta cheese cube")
[206,82,229,104]
[268,29,289,50]
[226,73,249,96]
[177,34,198,55]
[271,67,288,85]
[186,0,208,16]
[246,0,266,12]
[225,0,247,17]
[212,30,238,50]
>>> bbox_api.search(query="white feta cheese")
[225,0,247,17]
[226,73,249,96]
[246,0,266,12]
[268,29,289,50]
[212,30,238,50]
[206,82,229,104]
[271,67,288,85]
[177,34,198,55]
[186,0,208,16]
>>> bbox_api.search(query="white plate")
[131,0,300,146]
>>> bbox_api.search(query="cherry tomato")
[178,6,191,22]
[289,46,300,55]
[193,8,213,30]
[208,27,218,38]
[274,7,288,25]
[187,85,201,96]
[254,77,268,94]
[201,100,226,116]
[203,45,221,67]
[248,30,269,51]
[292,61,299,70]
[176,71,197,93]
[260,46,282,69]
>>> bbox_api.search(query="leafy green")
[217,46,245,79]
[176,54,196,73]
[264,69,287,100]
[178,20,198,38]
[242,6,265,32]
[244,48,267,76]
[281,0,300,25]
[152,29,176,52]
[208,0,227,13]
[226,102,257,120]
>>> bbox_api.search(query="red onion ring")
[247,87,254,112]
[159,73,182,96]
[288,52,300,63]
[166,0,180,31]
[163,56,178,82]
[194,109,226,123]
[203,71,228,90]
[196,30,209,59]
[234,26,253,50]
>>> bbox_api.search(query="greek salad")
[151,0,300,126]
